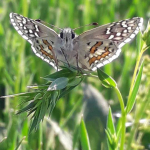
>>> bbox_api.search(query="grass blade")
[126,61,144,113]
[80,116,91,150]
[107,107,116,135]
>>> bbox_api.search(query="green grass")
[0,0,150,149]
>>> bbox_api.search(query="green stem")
[114,87,125,114]
[38,123,43,150]
[120,114,126,150]
[128,43,147,98]
[114,87,126,150]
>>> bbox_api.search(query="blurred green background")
[0,0,150,150]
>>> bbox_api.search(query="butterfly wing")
[74,17,143,71]
[10,12,59,69]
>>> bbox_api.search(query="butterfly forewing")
[75,17,143,70]
[10,12,58,69]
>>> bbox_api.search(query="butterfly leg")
[60,48,70,67]
[75,53,85,73]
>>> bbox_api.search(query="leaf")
[107,107,116,135]
[97,69,117,88]
[116,126,121,143]
[47,77,69,91]
[80,117,91,150]
[17,101,36,114]
[34,93,42,101]
[116,117,122,143]
[58,85,78,99]
[27,85,49,89]
[0,91,39,98]
[68,77,82,87]
[29,106,41,133]
[15,136,26,150]
[38,97,48,122]
[42,69,75,81]
[126,61,144,113]
[48,91,58,116]
[105,129,113,145]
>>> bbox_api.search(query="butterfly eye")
[72,32,75,39]
[60,32,63,38]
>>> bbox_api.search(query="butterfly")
[9,13,143,71]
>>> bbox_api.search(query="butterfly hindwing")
[75,17,143,70]
[31,38,58,69]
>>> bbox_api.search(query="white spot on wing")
[24,30,28,34]
[31,46,37,53]
[114,37,122,40]
[127,27,132,30]
[18,30,23,35]
[106,28,111,34]
[22,18,26,24]
[22,35,28,40]
[122,24,127,27]
[138,23,142,27]
[16,15,22,20]
[29,30,33,33]
[134,30,139,34]
[9,13,13,18]
[36,53,41,57]
[97,63,103,68]
[12,23,16,26]
[28,39,33,44]
[108,35,114,39]
[118,42,125,48]
[116,32,121,36]
[19,23,23,27]
[103,60,109,65]
[35,32,39,37]
[35,25,39,32]
[11,19,14,22]
[14,26,19,30]
[44,59,50,63]
[122,33,127,37]
[89,54,93,58]
[108,57,114,62]
[91,66,97,71]
[29,34,35,37]
[130,34,135,39]
[124,38,131,43]
[95,50,102,55]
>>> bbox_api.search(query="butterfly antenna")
[35,19,62,30]
[73,22,98,31]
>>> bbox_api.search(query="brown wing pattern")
[10,12,59,69]
[75,17,143,70]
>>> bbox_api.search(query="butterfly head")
[59,28,75,51]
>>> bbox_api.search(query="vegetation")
[0,0,150,150]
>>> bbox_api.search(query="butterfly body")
[59,28,75,51]
[10,13,143,71]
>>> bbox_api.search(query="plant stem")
[120,114,126,150]
[114,87,124,114]
[128,43,148,98]
[114,87,126,150]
